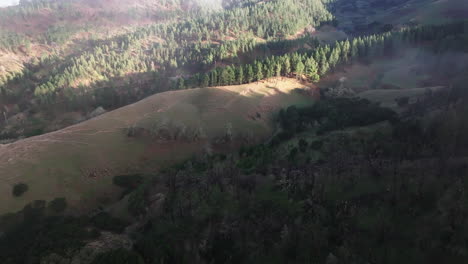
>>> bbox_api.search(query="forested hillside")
[1,0,468,263]
[2,76,468,264]
[0,0,333,140]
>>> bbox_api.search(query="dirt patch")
[286,25,315,40]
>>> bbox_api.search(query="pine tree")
[351,39,359,59]
[201,73,210,87]
[320,61,329,76]
[210,70,218,86]
[357,38,367,57]
[267,61,275,78]
[341,39,351,63]
[275,63,282,77]
[257,25,264,38]
[236,66,244,84]
[255,61,263,81]
[295,60,305,78]
[291,53,301,72]
[305,57,319,82]
[282,57,291,76]
[226,66,235,85]
[328,45,341,69]
[246,64,254,83]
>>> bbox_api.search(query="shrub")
[396,96,409,107]
[48,197,67,213]
[298,139,309,152]
[22,200,46,222]
[310,140,323,150]
[128,186,147,217]
[24,128,44,137]
[113,174,144,190]
[288,147,298,161]
[12,183,28,197]
[92,212,129,233]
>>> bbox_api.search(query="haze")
[0,0,467,263]
[0,0,17,7]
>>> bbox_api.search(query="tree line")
[180,21,468,88]
[1,0,335,120]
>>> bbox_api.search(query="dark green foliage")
[128,185,147,217]
[127,97,468,263]
[48,197,67,213]
[310,140,323,150]
[288,147,299,161]
[24,127,44,138]
[278,98,397,137]
[134,220,188,263]
[237,145,274,173]
[113,174,144,190]
[12,183,28,197]
[270,130,294,146]
[279,106,300,133]
[91,248,144,264]
[298,138,309,152]
[0,200,99,263]
[313,98,397,134]
[91,212,129,233]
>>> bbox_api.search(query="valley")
[0,0,468,263]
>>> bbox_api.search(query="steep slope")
[0,78,315,215]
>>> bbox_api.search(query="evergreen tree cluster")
[24,0,334,104]
[182,21,468,87]
[0,30,29,52]
[187,32,394,87]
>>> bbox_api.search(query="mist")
[191,0,223,10]
[0,0,18,7]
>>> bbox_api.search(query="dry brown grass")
[0,78,314,215]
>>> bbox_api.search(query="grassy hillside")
[357,86,444,110]
[0,78,314,215]
[318,46,468,106]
